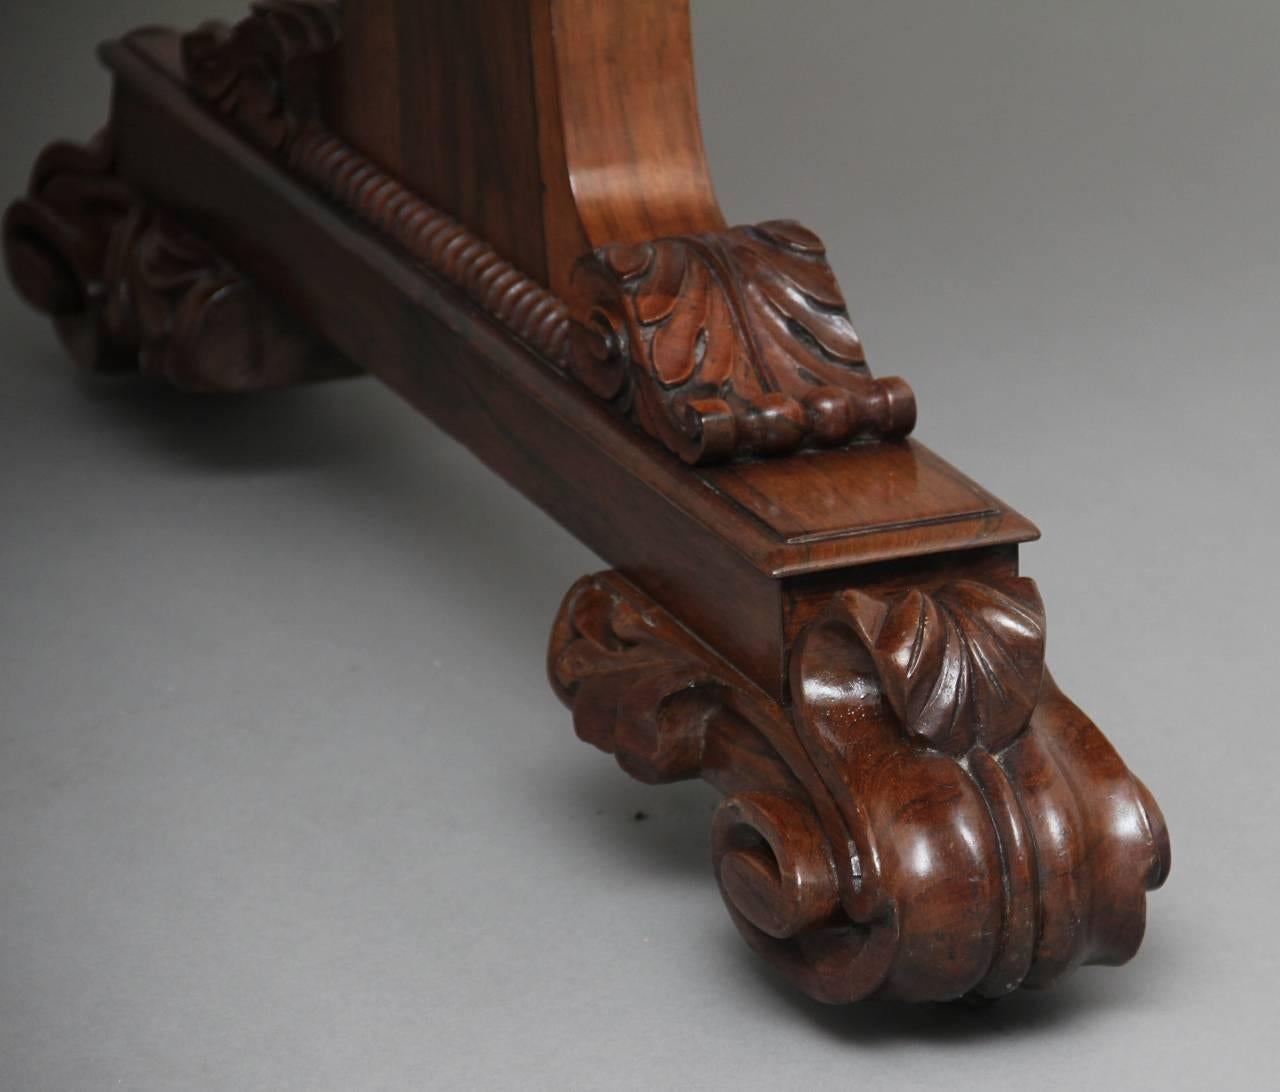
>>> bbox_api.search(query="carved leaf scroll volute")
[3,130,342,391]
[569,220,917,464]
[834,579,1047,756]
[549,574,727,785]
[551,571,1169,1004]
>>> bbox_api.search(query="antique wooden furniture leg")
[4,1,1169,1006]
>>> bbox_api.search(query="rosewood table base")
[3,1,1169,1007]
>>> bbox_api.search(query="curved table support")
[3,0,1169,1009]
[550,572,1168,1003]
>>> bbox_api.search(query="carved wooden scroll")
[3,130,336,391]
[180,2,910,464]
[5,0,1170,1013]
[550,572,1169,1003]
[182,0,340,153]
[568,223,916,463]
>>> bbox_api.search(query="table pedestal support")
[3,0,1169,1006]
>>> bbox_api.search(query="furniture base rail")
[4,0,1169,1009]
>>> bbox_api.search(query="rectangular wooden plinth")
[102,31,1037,698]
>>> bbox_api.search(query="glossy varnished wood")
[550,572,1168,1002]
[176,3,933,467]
[568,221,917,463]
[330,0,550,282]
[328,0,400,175]
[332,0,725,296]
[3,0,1168,1008]
[535,0,726,293]
[95,31,1038,698]
[701,444,1019,552]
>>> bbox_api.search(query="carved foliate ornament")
[2,131,337,391]
[568,221,916,463]
[550,572,1169,1002]
[180,1,572,360]
[182,0,341,150]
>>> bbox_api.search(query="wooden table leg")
[3,0,1169,1007]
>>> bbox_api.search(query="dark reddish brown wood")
[568,221,916,463]
[182,7,570,358]
[3,126,343,390]
[533,0,727,290]
[88,32,1038,698]
[327,0,400,176]
[390,0,550,284]
[328,0,725,295]
[180,3,920,465]
[2,0,1169,1008]
[549,572,1169,1003]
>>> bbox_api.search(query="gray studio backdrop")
[2,2,1277,1089]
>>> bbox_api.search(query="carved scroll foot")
[7,3,1169,1015]
[549,571,1169,1004]
[3,128,347,392]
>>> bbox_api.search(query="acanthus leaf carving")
[832,578,1047,756]
[2,129,344,391]
[568,221,917,464]
[550,570,1169,1004]
[550,575,728,785]
[179,3,573,361]
[182,0,341,151]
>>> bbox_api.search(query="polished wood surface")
[550,572,1168,1002]
[173,3,929,466]
[568,220,916,463]
[536,0,726,290]
[331,0,725,295]
[704,444,1009,544]
[2,0,1168,1008]
[330,0,547,280]
[86,30,1040,698]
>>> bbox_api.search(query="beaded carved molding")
[179,1,915,464]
